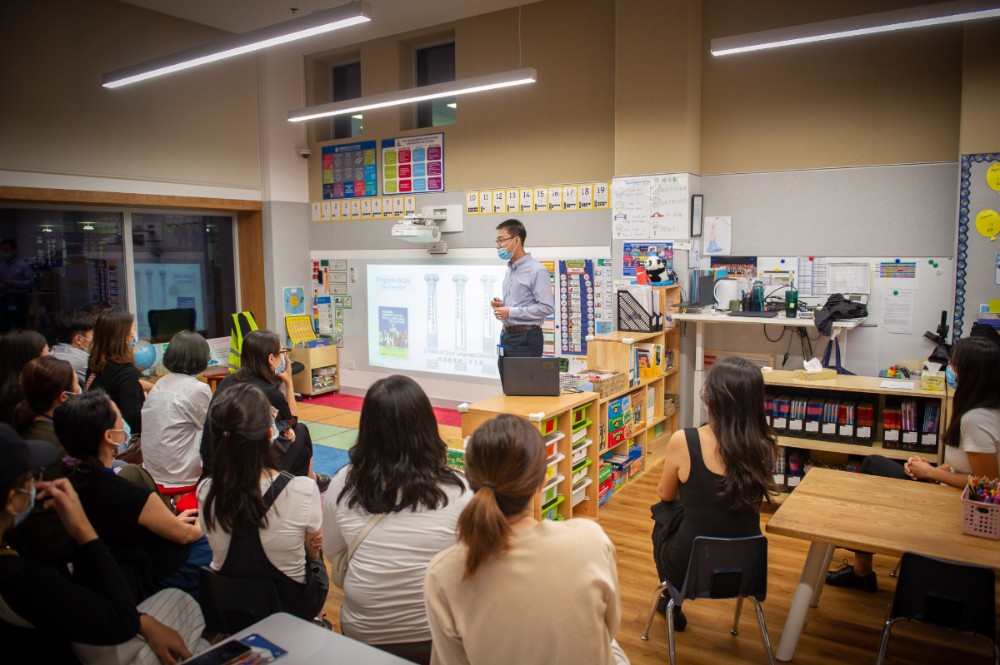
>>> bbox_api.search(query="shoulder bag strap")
[345,513,385,566]
[261,471,294,510]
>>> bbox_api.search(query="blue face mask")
[110,420,132,455]
[274,353,287,375]
[270,420,280,444]
[13,486,35,527]
[498,247,512,261]
[945,365,958,389]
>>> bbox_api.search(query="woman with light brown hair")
[425,414,628,665]
[87,309,146,437]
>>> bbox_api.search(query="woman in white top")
[323,375,469,665]
[827,335,1000,592]
[142,331,212,488]
[425,414,629,665]
[198,383,327,621]
[906,336,1000,482]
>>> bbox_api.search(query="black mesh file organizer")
[617,290,662,332]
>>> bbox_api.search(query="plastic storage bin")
[962,486,1000,540]
[571,439,593,465]
[572,457,593,485]
[545,453,565,481]
[543,431,565,459]
[538,415,559,436]
[541,494,565,520]
[571,477,593,507]
[542,474,564,505]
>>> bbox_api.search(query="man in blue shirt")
[491,219,554,380]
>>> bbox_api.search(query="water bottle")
[785,288,799,318]
[751,281,765,311]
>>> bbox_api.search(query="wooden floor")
[320,459,997,664]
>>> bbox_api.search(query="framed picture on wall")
[691,195,704,238]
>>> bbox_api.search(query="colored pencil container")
[961,486,1000,540]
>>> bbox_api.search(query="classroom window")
[331,60,362,139]
[0,206,237,343]
[415,42,456,128]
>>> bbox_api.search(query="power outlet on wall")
[348,360,356,370]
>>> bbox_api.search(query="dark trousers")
[497,328,544,382]
[275,422,314,477]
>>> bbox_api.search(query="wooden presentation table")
[671,311,863,424]
[765,467,999,661]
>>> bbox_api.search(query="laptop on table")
[501,357,561,396]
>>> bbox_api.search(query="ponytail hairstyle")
[9,356,75,432]
[457,414,547,578]
[201,383,278,535]
[942,337,1000,448]
[702,356,777,512]
[54,389,118,483]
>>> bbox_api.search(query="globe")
[133,340,157,371]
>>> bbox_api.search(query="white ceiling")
[118,0,537,44]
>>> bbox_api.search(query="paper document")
[881,289,914,334]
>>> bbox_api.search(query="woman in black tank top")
[650,357,777,628]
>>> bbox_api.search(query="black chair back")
[681,535,768,603]
[148,307,196,344]
[892,551,996,639]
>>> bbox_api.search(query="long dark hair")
[942,337,1000,448]
[234,330,281,386]
[9,356,75,432]
[201,383,278,535]
[54,389,118,479]
[457,414,547,578]
[88,309,134,376]
[0,329,47,421]
[338,375,465,514]
[703,356,777,511]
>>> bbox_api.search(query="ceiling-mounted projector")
[391,215,442,243]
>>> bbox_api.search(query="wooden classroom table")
[765,467,999,661]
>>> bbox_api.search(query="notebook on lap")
[502,357,561,396]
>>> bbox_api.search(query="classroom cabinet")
[289,344,339,396]
[459,392,600,521]
[586,284,681,503]
[762,370,949,495]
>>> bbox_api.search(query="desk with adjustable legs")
[670,312,862,423]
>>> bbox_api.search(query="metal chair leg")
[731,596,745,635]
[889,559,901,578]
[641,581,670,641]
[875,615,895,665]
[666,598,678,665]
[752,598,776,665]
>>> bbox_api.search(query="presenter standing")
[491,219,554,381]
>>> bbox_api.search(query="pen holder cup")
[961,486,1000,540]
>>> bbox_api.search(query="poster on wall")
[594,258,614,334]
[558,260,596,356]
[321,141,378,200]
[622,242,674,278]
[611,174,689,240]
[381,133,444,194]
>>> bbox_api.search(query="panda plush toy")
[643,254,667,283]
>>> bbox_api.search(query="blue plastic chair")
[641,535,775,665]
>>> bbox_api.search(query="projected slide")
[368,264,507,377]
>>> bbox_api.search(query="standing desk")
[671,311,862,424]
[765,468,999,661]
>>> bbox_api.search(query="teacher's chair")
[876,551,997,665]
[641,535,775,665]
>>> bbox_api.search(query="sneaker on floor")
[315,473,332,493]
[825,564,877,592]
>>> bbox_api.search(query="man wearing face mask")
[51,310,96,386]
[0,238,33,333]
[491,219,554,382]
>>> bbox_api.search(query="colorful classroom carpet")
[301,391,462,480]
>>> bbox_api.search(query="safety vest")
[229,311,259,369]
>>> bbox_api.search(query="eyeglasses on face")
[495,236,515,247]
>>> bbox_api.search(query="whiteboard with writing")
[611,173,690,240]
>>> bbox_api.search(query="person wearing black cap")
[0,423,197,663]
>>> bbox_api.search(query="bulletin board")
[953,153,1000,340]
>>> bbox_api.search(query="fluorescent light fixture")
[711,0,1000,56]
[447,102,457,109]
[288,68,536,122]
[103,1,370,88]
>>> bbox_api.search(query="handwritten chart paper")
[611,174,690,240]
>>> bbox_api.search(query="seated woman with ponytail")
[197,383,328,623]
[425,414,629,665]
[10,356,80,476]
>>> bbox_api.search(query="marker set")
[765,393,874,445]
